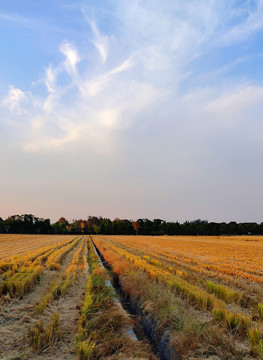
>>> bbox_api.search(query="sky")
[1,0,263,223]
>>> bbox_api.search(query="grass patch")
[212,308,251,335]
[206,280,242,304]
[249,327,263,359]
[258,303,263,319]
[29,312,61,351]
[0,265,43,297]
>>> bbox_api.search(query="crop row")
[0,234,71,261]
[93,236,263,359]
[103,237,246,307]
[106,235,263,284]
[0,236,81,297]
[0,236,77,274]
[76,237,155,360]
[36,236,88,314]
[95,236,225,311]
[104,236,263,318]
[46,236,81,270]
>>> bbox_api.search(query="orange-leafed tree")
[132,220,141,235]
[66,225,72,233]
[80,221,85,234]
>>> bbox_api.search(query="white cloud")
[221,0,263,43]
[50,125,80,148]
[60,41,80,76]
[3,1,263,157]
[79,57,133,97]
[1,85,28,114]
[86,17,108,63]
[44,65,56,94]
[98,109,120,129]
[30,116,43,130]
[108,57,134,76]
[206,85,263,116]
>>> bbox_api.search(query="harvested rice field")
[1,234,263,359]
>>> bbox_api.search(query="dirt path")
[0,239,86,360]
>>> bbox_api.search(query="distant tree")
[23,214,35,233]
[66,225,72,233]
[58,217,68,225]
[81,222,85,234]
[93,224,100,234]
[132,220,141,235]
[52,217,69,234]
[5,224,10,233]
[152,219,165,235]
[2,213,263,236]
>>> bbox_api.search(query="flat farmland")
[98,235,263,286]
[0,234,75,261]
[0,234,88,360]
[93,235,263,359]
[0,235,156,360]
[1,234,263,360]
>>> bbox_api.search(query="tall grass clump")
[76,339,96,360]
[258,303,263,319]
[29,312,61,351]
[206,281,242,304]
[249,327,263,359]
[0,265,43,297]
[213,308,250,335]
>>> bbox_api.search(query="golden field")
[0,234,263,359]
[92,235,263,359]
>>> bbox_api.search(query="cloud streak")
[221,0,263,44]
[86,16,109,63]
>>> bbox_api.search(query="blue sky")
[1,0,263,222]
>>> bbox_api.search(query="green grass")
[76,340,96,360]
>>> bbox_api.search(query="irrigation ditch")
[90,236,181,360]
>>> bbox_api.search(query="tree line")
[0,214,263,236]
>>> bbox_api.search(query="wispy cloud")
[206,85,263,116]
[79,57,134,97]
[2,86,29,114]
[44,65,57,94]
[0,11,39,28]
[85,16,109,63]
[2,1,263,156]
[0,10,67,35]
[221,0,263,44]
